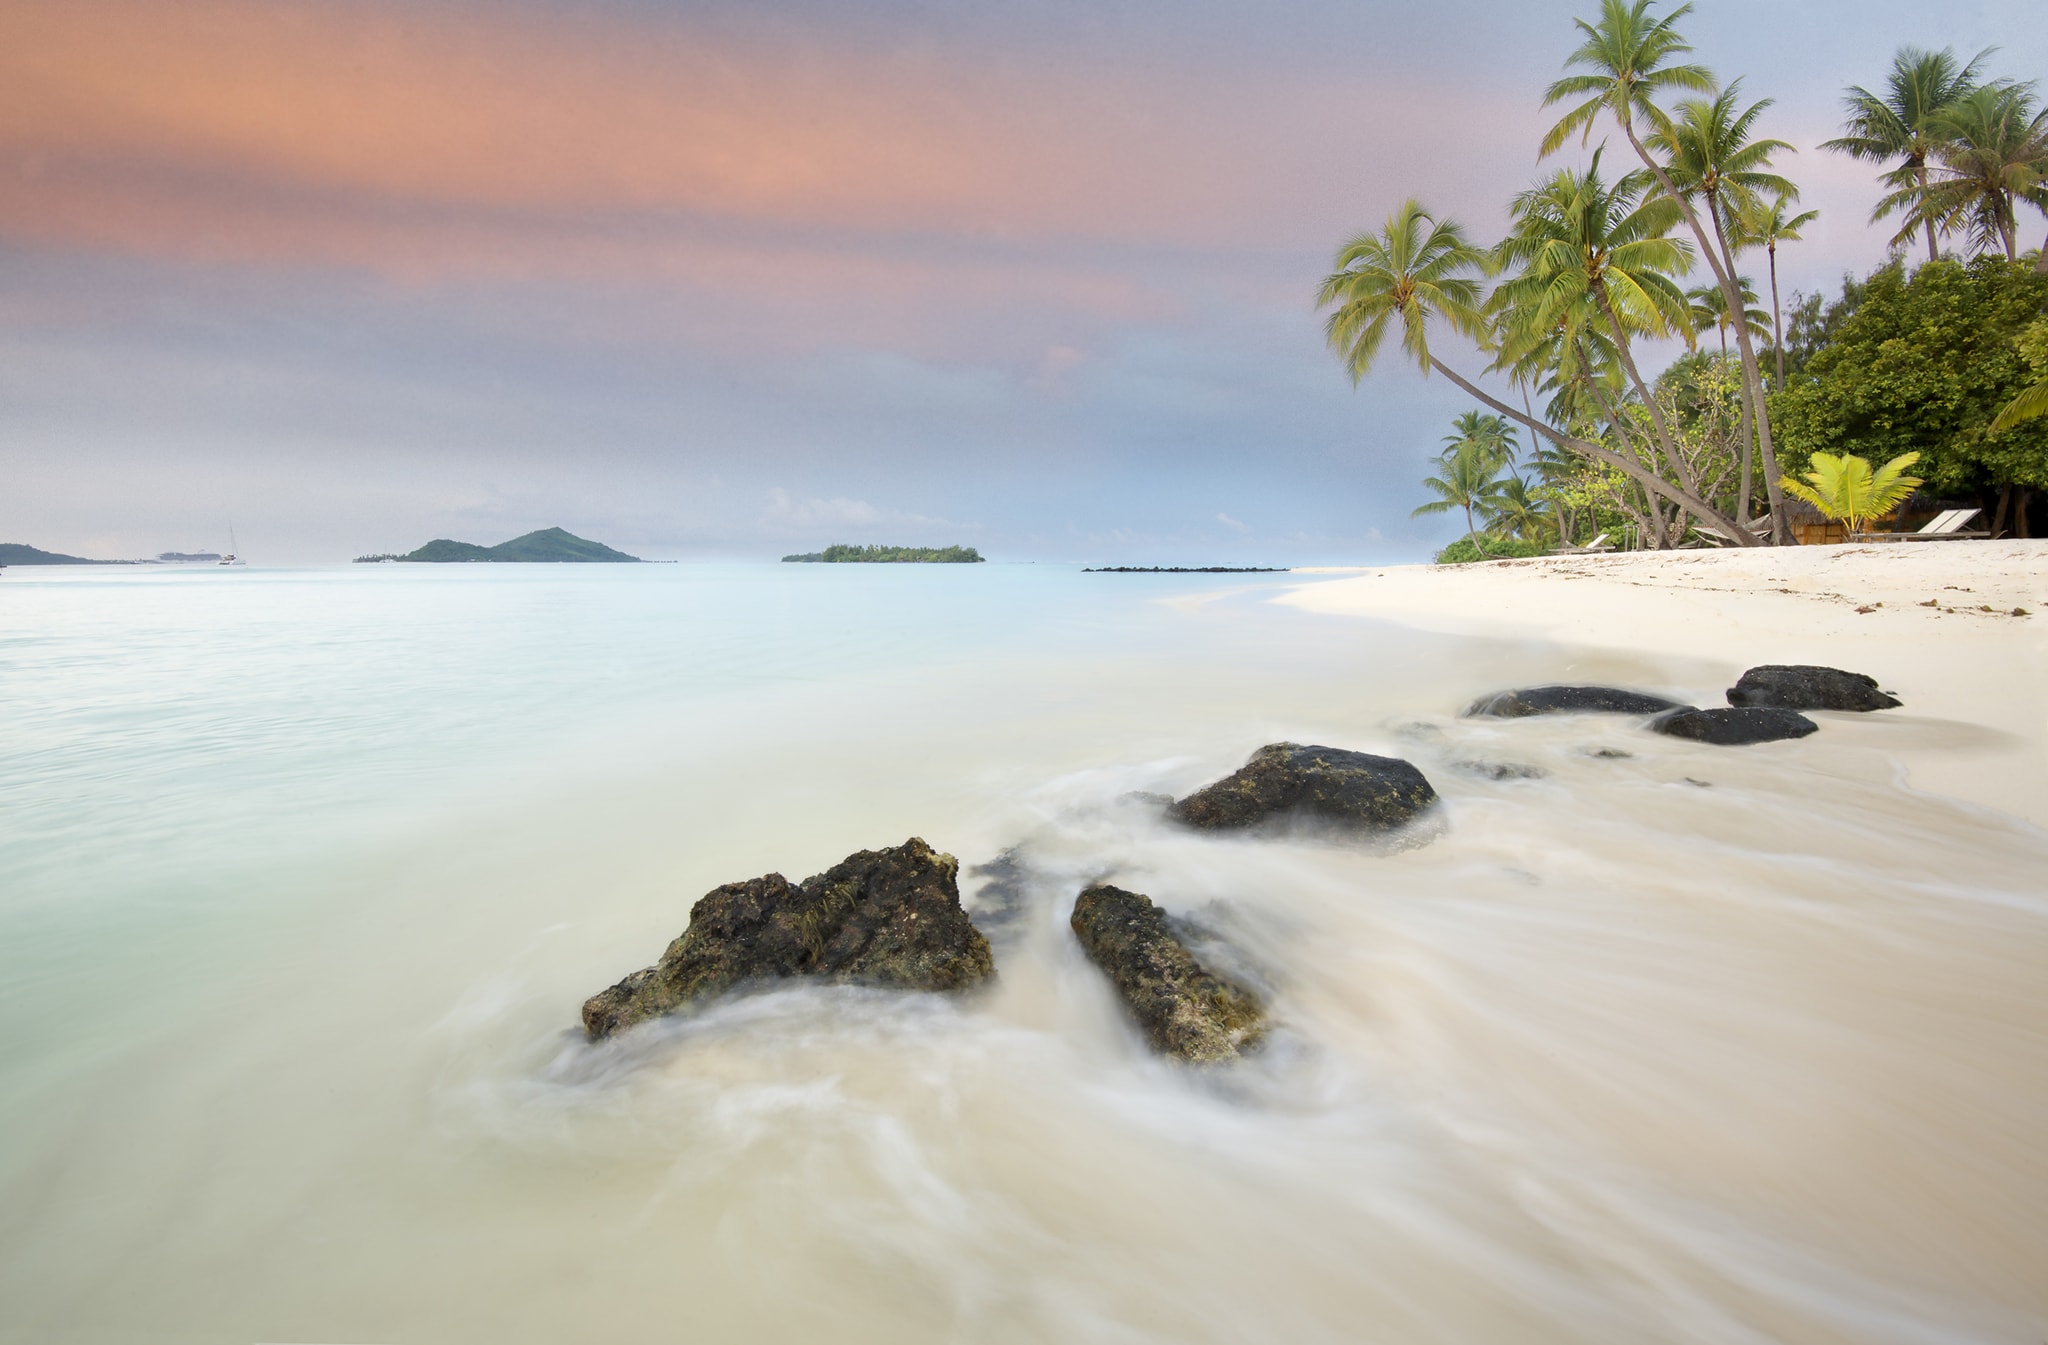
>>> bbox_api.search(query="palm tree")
[1480,474,1554,544]
[1540,0,1792,542]
[1886,84,2048,262]
[1731,195,1820,389]
[1412,441,1505,539]
[1647,80,1801,540]
[1684,278,1768,355]
[1492,292,1628,434]
[1492,156,1701,499]
[1779,452,1924,534]
[1441,410,1521,477]
[1823,46,1993,262]
[1540,0,1711,162]
[1318,199,1752,541]
[1657,82,1797,233]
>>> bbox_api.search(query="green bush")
[1773,257,2048,495]
[1432,535,1546,565]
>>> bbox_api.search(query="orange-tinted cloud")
[0,0,1501,285]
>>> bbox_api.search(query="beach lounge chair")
[1851,508,1987,542]
[1694,516,1774,546]
[1551,531,1615,555]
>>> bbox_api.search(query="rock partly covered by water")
[1726,665,1901,712]
[581,837,994,1039]
[1171,743,1437,833]
[1070,884,1265,1063]
[1650,706,1819,745]
[1467,685,1686,717]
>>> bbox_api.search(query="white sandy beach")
[1287,540,2048,825]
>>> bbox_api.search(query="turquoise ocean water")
[2,563,2044,1344]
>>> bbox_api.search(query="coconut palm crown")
[1317,201,1489,382]
[1441,410,1521,478]
[1885,83,2048,262]
[1411,441,1506,539]
[1540,0,1713,157]
[1654,82,1799,239]
[1491,155,1695,441]
[1731,195,1820,388]
[1685,278,1769,354]
[1822,45,1994,261]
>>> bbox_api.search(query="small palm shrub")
[1778,451,1923,534]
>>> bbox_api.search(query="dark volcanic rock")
[581,837,994,1039]
[1650,706,1819,745]
[1070,885,1265,1063]
[1453,759,1549,780]
[1171,743,1437,833]
[1726,665,1900,712]
[1467,685,1686,717]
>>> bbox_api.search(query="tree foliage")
[1771,257,2048,493]
[1433,535,1548,565]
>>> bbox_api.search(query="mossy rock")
[1650,706,1819,745]
[1466,685,1686,717]
[1171,743,1437,834]
[1726,665,1900,712]
[1070,884,1265,1063]
[582,837,994,1039]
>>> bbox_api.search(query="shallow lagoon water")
[1,563,2043,1343]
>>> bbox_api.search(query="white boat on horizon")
[219,523,246,566]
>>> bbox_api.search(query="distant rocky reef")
[782,544,984,563]
[360,527,640,563]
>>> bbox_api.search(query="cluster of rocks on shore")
[579,664,1898,1063]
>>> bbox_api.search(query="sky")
[3,0,2044,564]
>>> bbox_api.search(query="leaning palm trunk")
[1425,356,1759,545]
[1734,371,1755,524]
[1620,120,1792,543]
[1594,289,1705,498]
[1584,370,1718,542]
[1767,238,1786,392]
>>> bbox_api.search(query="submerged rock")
[1467,685,1686,717]
[1453,759,1549,781]
[1726,665,1901,712]
[1171,743,1437,834]
[1650,706,1819,745]
[581,837,994,1039]
[963,848,1036,947]
[1069,884,1265,1063]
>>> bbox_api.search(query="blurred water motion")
[0,564,2042,1344]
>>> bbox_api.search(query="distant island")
[357,527,641,563]
[0,543,129,566]
[782,544,984,564]
[1084,565,1290,573]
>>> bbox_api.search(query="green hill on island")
[0,542,126,565]
[782,544,984,563]
[363,527,641,563]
